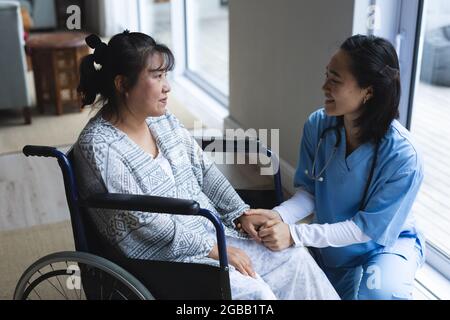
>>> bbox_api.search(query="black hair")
[338,34,401,145]
[77,31,175,121]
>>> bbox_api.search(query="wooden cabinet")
[27,32,90,115]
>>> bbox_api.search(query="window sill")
[171,75,229,131]
[415,262,450,300]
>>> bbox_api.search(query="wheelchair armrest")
[80,193,200,215]
[23,145,61,158]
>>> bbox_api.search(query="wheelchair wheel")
[14,251,154,300]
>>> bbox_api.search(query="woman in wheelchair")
[73,31,339,300]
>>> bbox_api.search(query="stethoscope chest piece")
[305,126,341,182]
[305,169,325,182]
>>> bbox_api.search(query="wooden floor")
[0,147,71,232]
[410,81,450,256]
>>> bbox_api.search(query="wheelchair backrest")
[65,148,121,259]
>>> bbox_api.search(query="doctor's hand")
[237,209,283,241]
[235,209,282,242]
[258,220,294,252]
[208,244,256,278]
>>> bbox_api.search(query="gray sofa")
[421,25,450,87]
[7,0,57,30]
[0,1,32,124]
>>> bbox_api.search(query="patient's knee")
[229,270,277,300]
[254,286,277,300]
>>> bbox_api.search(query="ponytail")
[78,54,103,106]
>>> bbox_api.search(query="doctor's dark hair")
[339,34,401,145]
[77,31,174,121]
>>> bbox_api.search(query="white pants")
[225,236,340,300]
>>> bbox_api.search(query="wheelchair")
[14,137,283,300]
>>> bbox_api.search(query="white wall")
[228,0,356,189]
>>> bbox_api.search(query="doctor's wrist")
[289,224,306,247]
[270,210,282,222]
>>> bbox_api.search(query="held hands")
[258,220,294,251]
[208,244,256,278]
[235,209,282,241]
[236,209,294,251]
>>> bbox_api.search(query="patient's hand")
[208,244,256,278]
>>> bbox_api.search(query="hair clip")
[379,65,400,81]
[93,61,102,71]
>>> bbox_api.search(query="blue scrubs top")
[294,108,425,268]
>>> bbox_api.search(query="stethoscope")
[305,125,380,210]
[305,126,342,183]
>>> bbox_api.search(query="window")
[138,0,172,47]
[409,0,450,270]
[184,0,229,105]
[98,1,172,46]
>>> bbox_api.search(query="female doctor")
[238,35,425,300]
